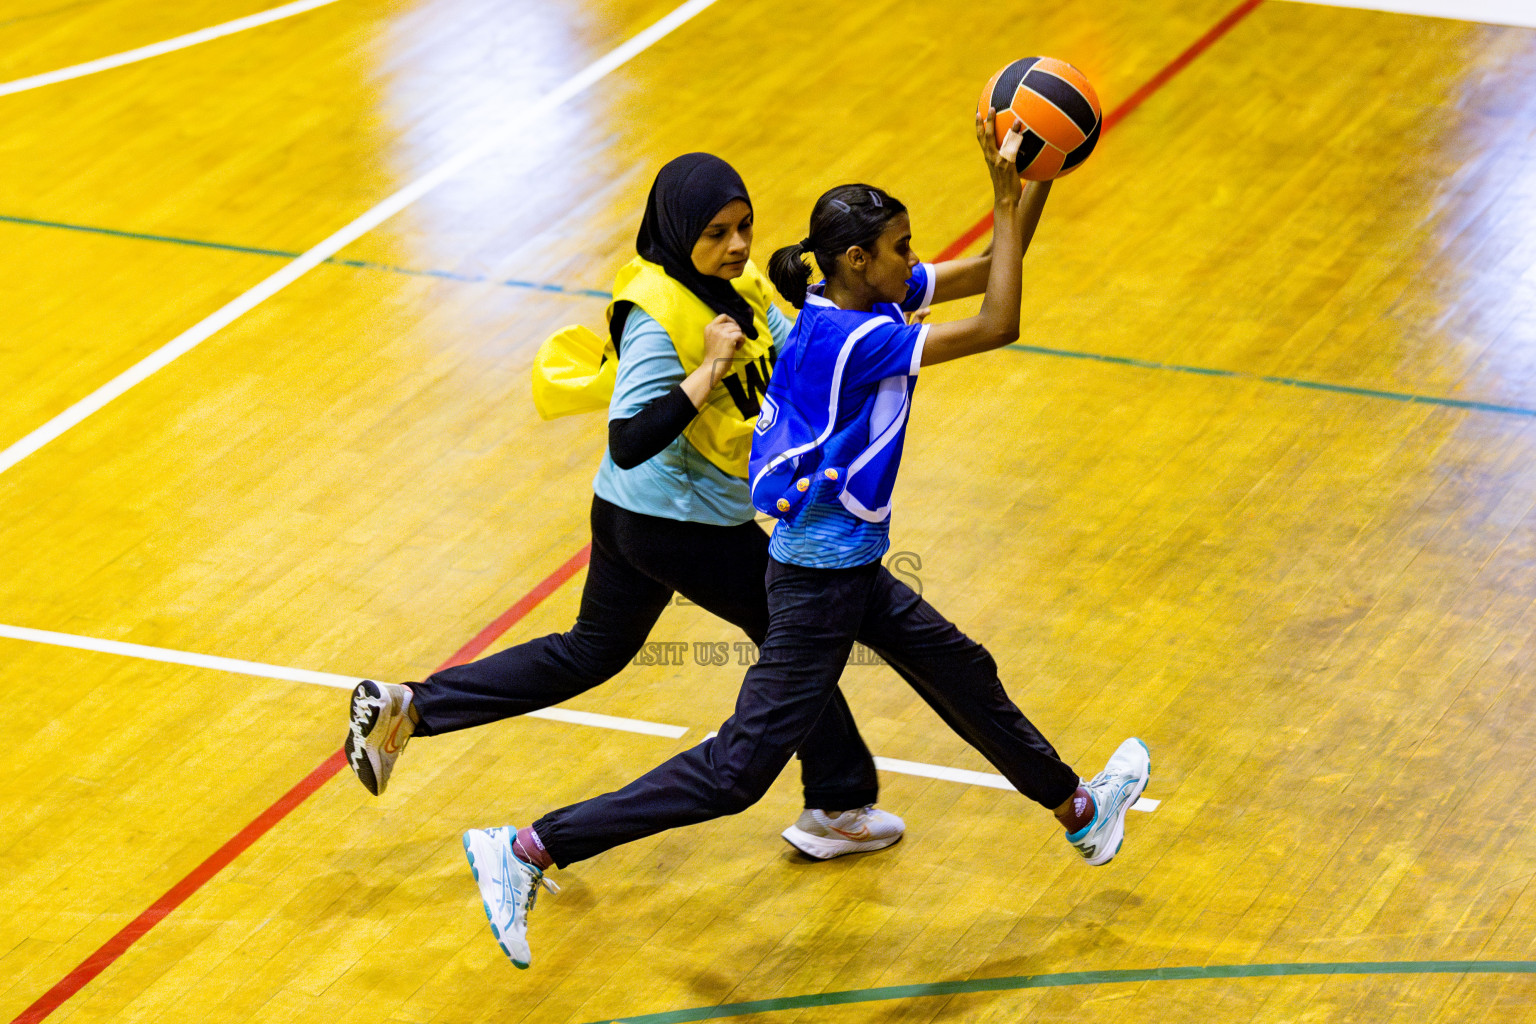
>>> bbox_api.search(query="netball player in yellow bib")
[343,154,904,874]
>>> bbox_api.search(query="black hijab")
[629,152,759,341]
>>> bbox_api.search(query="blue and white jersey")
[750,263,935,568]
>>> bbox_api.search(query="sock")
[1056,787,1095,833]
[513,826,553,871]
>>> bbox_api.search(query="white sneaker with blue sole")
[463,826,558,968]
[1066,738,1151,866]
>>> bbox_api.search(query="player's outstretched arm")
[928,180,1051,303]
[929,253,990,304]
[922,112,1050,366]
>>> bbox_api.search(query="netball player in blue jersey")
[345,153,906,862]
[461,117,1150,969]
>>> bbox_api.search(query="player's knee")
[714,785,763,816]
[560,633,637,683]
[713,771,773,815]
[977,647,1000,678]
[956,642,1000,684]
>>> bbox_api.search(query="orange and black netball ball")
[978,57,1102,181]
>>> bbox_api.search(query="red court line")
[8,547,593,1024]
[933,0,1265,262]
[10,752,350,1024]
[11,2,1260,1016]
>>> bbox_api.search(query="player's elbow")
[985,323,1019,351]
[608,445,645,470]
[975,307,1018,351]
[607,418,648,469]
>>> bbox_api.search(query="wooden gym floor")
[4,0,1536,1021]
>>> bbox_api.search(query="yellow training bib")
[531,257,779,479]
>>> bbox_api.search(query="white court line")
[710,734,1159,811]
[0,622,686,738]
[6,623,1155,805]
[0,622,359,687]
[1275,0,1536,28]
[0,0,720,477]
[873,758,1160,813]
[0,0,342,98]
[528,707,686,739]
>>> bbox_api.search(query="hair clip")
[868,190,882,207]
[830,199,851,213]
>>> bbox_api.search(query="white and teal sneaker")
[782,805,905,860]
[463,827,558,969]
[1066,738,1151,866]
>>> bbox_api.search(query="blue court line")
[9,211,1534,419]
[1007,343,1536,419]
[0,213,613,300]
[583,959,1536,1023]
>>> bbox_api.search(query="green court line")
[1007,343,1536,419]
[0,213,613,299]
[583,959,1536,1023]
[9,211,1534,420]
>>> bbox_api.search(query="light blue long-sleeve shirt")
[592,305,791,526]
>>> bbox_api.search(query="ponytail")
[768,241,814,308]
[769,185,908,307]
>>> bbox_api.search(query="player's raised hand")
[976,107,1024,207]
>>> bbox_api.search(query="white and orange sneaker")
[782,805,905,860]
[344,680,415,796]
